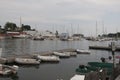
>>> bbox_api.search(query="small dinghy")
[76,49,90,54]
[0,64,19,76]
[53,52,70,58]
[63,52,77,56]
[36,55,60,62]
[15,58,40,65]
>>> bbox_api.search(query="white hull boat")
[63,52,77,56]
[53,52,70,58]
[0,64,19,76]
[36,55,60,62]
[15,58,40,65]
[76,49,90,54]
[12,34,29,39]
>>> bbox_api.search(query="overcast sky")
[0,0,120,36]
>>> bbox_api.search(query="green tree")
[55,30,59,38]
[4,22,17,31]
[21,24,31,31]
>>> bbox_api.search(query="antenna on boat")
[0,48,2,58]
[102,21,104,35]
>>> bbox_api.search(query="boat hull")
[37,55,60,62]
[15,58,40,65]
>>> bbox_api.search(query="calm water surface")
[0,39,119,80]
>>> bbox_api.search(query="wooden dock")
[89,46,120,51]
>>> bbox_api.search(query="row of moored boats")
[14,49,90,65]
[0,48,91,76]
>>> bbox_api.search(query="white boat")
[76,49,90,54]
[32,36,44,40]
[53,52,70,58]
[15,58,40,65]
[0,64,19,76]
[63,52,77,56]
[70,74,85,80]
[36,55,60,62]
[12,34,29,39]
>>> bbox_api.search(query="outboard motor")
[79,65,85,69]
[108,56,112,60]
[101,57,106,62]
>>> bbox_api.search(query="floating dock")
[89,46,120,51]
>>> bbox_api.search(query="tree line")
[0,22,35,33]
[99,32,120,38]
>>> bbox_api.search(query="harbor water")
[0,39,119,80]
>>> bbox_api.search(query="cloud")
[0,0,120,36]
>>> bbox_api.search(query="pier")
[89,46,120,51]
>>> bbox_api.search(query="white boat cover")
[70,74,85,80]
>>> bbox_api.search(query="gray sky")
[0,0,120,36]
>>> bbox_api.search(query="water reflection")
[11,74,19,80]
[0,39,117,80]
[0,74,19,80]
[17,64,40,69]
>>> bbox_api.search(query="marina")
[0,39,120,80]
[1,0,120,79]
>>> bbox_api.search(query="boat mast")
[96,21,98,38]
[102,21,104,35]
[20,16,22,28]
[71,24,73,36]
[116,27,118,41]
[77,24,79,34]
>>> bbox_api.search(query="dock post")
[111,42,116,80]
